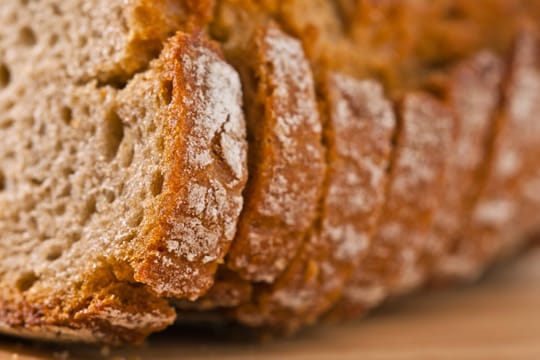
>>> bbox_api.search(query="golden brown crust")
[0,278,176,345]
[175,269,252,310]
[4,1,540,346]
[133,32,248,299]
[430,52,505,279]
[336,93,455,316]
[445,29,540,278]
[232,73,395,331]
[225,24,326,283]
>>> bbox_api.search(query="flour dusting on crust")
[226,24,325,283]
[135,33,248,299]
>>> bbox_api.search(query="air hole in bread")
[81,196,96,224]
[150,170,164,196]
[117,133,134,168]
[155,136,164,153]
[55,203,66,216]
[2,100,15,111]
[161,80,173,104]
[104,189,116,203]
[15,271,39,292]
[0,63,11,88]
[128,209,144,227]
[49,33,59,46]
[78,36,88,48]
[60,106,73,125]
[0,170,5,191]
[147,121,156,133]
[102,110,124,161]
[0,118,14,129]
[38,123,46,136]
[45,246,63,262]
[23,115,34,127]
[58,183,71,197]
[30,177,44,186]
[50,3,62,15]
[18,26,37,47]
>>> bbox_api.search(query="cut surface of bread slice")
[0,2,247,343]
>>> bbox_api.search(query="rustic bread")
[0,0,247,344]
[1,0,540,345]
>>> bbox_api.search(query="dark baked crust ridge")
[134,32,248,300]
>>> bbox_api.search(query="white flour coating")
[267,74,395,316]
[343,284,386,308]
[348,93,454,305]
[258,26,323,227]
[164,43,247,264]
[474,198,516,226]
[167,217,220,262]
[392,96,452,200]
[433,52,505,278]
[323,76,395,262]
[460,32,540,266]
[228,25,325,282]
[89,307,175,331]
[272,288,318,311]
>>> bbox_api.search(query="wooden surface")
[1,247,539,360]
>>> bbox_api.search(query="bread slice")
[225,24,326,283]
[0,1,247,344]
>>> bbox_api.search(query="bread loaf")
[0,0,539,344]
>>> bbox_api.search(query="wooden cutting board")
[1,247,539,360]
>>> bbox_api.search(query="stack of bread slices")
[0,0,539,344]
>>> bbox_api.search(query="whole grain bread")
[0,0,247,344]
[1,0,540,345]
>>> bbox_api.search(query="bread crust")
[445,29,540,278]
[225,24,326,283]
[337,93,454,316]
[430,52,505,280]
[0,280,176,345]
[234,73,395,331]
[3,1,540,346]
[133,32,248,300]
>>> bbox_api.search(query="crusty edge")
[225,23,326,283]
[0,287,176,345]
[134,31,248,299]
